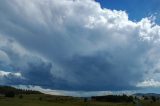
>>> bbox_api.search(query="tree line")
[91,94,134,102]
[0,86,42,97]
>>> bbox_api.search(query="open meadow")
[0,94,135,106]
[0,86,160,106]
[1,94,160,106]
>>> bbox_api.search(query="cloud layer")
[0,0,160,91]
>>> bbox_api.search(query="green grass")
[141,100,160,106]
[1,94,159,106]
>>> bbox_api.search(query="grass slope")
[0,94,135,106]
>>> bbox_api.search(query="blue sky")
[97,0,160,23]
[0,0,160,96]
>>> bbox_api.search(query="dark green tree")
[5,91,15,98]
[151,96,156,102]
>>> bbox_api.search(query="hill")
[0,85,42,95]
[133,93,160,97]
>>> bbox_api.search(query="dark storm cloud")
[0,0,160,91]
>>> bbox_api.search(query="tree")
[5,91,15,98]
[84,98,88,102]
[151,96,156,102]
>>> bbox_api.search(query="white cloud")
[14,85,136,97]
[14,85,114,97]
[136,79,160,88]
[0,50,10,64]
[0,34,53,86]
[0,0,160,90]
[0,70,22,78]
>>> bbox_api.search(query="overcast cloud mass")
[0,0,160,92]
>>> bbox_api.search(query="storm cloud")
[0,0,160,91]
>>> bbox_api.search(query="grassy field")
[1,94,160,106]
[0,94,135,106]
[141,100,160,106]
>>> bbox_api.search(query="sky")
[96,0,160,23]
[0,0,160,96]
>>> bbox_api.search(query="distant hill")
[0,85,42,95]
[133,93,160,97]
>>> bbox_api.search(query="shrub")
[5,91,15,98]
[39,97,42,101]
[19,95,23,99]
[151,96,156,102]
